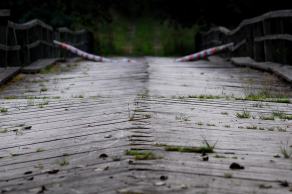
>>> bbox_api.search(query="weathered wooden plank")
[0,67,21,86]
[0,10,10,17]
[231,57,292,83]
[21,58,61,74]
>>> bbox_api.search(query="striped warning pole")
[53,40,137,64]
[175,43,234,62]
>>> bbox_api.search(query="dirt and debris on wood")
[0,57,292,194]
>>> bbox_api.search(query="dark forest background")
[2,0,292,55]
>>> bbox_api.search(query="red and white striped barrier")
[175,43,234,62]
[53,40,137,63]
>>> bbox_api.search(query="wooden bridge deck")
[0,57,292,194]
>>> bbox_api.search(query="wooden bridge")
[0,57,292,194]
[0,10,292,194]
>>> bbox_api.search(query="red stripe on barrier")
[196,54,200,60]
[204,51,208,59]
[187,55,192,61]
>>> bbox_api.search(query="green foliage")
[96,15,199,56]
[11,0,288,57]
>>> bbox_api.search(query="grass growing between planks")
[158,139,216,154]
[259,114,275,120]
[164,145,214,153]
[175,113,191,122]
[4,96,60,100]
[246,125,257,130]
[239,76,291,103]
[58,158,70,166]
[272,111,292,120]
[40,65,61,74]
[188,95,222,100]
[280,141,292,159]
[126,150,161,160]
[236,110,251,119]
[0,128,8,133]
[224,173,233,178]
[236,93,290,103]
[260,111,292,121]
[40,87,48,92]
[0,107,8,113]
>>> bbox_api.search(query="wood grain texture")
[0,57,291,194]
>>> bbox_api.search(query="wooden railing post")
[199,10,292,65]
[1,16,93,67]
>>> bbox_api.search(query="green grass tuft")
[260,114,275,120]
[276,127,287,132]
[272,111,286,118]
[236,110,251,119]
[72,95,84,98]
[214,155,227,158]
[0,107,8,113]
[36,148,45,152]
[164,146,211,153]
[280,141,292,159]
[59,158,70,166]
[199,95,221,100]
[0,128,8,133]
[40,88,48,92]
[246,125,257,130]
[188,95,222,100]
[272,111,292,120]
[237,93,290,104]
[207,123,216,127]
[162,139,216,154]
[224,173,233,178]
[125,150,160,160]
[176,113,190,122]
[196,122,204,126]
[4,96,18,99]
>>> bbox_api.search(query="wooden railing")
[198,10,292,65]
[0,19,93,67]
